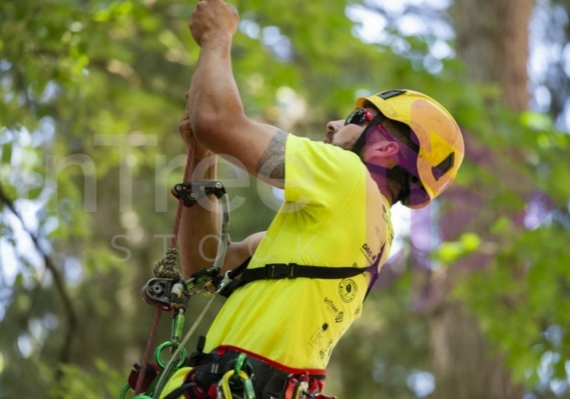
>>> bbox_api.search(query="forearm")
[187,35,244,151]
[178,152,220,279]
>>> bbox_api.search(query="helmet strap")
[351,112,386,156]
[351,112,410,204]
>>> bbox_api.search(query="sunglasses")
[344,108,374,126]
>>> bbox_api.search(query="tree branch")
[0,183,77,378]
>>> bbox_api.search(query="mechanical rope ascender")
[118,139,254,399]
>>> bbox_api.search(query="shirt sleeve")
[284,135,364,210]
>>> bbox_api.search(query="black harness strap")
[241,263,368,282]
[220,258,373,298]
[220,243,387,300]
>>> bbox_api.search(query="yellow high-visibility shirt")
[204,134,393,370]
[161,134,393,398]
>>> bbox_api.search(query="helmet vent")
[378,89,407,100]
[432,152,455,181]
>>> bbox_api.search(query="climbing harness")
[161,344,332,399]
[160,346,257,399]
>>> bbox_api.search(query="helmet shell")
[356,89,464,209]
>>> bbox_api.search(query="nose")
[324,120,344,143]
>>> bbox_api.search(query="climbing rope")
[133,137,196,395]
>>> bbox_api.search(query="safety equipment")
[159,343,331,399]
[355,89,464,209]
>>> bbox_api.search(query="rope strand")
[135,136,196,395]
[134,306,163,394]
[171,137,196,249]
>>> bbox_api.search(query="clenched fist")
[189,0,239,46]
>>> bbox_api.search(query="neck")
[364,163,400,207]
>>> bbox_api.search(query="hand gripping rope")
[119,137,246,399]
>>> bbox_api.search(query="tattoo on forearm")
[256,129,287,183]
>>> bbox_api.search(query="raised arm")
[177,98,220,279]
[187,0,285,188]
[178,95,266,279]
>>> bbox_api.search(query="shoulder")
[283,136,366,205]
[255,132,362,187]
[255,129,288,185]
[286,135,363,172]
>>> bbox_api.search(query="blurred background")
[1,0,570,397]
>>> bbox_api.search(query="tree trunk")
[451,0,532,109]
[429,0,533,398]
[430,302,523,399]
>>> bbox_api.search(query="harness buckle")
[264,263,296,279]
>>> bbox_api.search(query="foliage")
[328,272,432,399]
[1,0,570,398]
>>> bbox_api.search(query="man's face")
[324,120,363,150]
[324,107,379,151]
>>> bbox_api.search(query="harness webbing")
[223,243,386,300]
[242,263,368,282]
[221,259,379,300]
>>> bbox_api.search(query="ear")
[364,140,400,161]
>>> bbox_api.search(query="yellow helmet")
[356,89,464,209]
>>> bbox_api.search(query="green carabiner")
[232,353,255,399]
[119,383,154,399]
[234,353,247,375]
[119,383,130,399]
[242,377,256,399]
[155,341,187,370]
